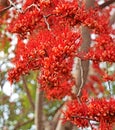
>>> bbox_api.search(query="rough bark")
[75,27,91,96]
[74,0,95,97]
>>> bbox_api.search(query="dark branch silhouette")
[0,5,12,15]
[100,0,115,8]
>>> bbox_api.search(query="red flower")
[85,35,115,62]
[8,7,42,35]
[8,27,80,99]
[64,98,115,130]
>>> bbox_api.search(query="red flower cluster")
[84,61,115,96]
[8,0,111,37]
[7,0,114,98]
[38,27,80,99]
[92,62,115,82]
[8,39,41,83]
[8,7,42,35]
[85,34,115,62]
[8,27,80,99]
[64,98,115,130]
[6,0,115,128]
[54,1,110,33]
[84,75,105,96]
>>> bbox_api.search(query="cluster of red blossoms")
[8,7,42,35]
[8,27,80,99]
[8,0,110,34]
[85,34,115,62]
[84,61,115,96]
[6,0,115,128]
[64,98,115,130]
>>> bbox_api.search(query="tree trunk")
[74,0,95,97]
[35,85,44,130]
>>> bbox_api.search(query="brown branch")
[50,103,64,130]
[14,118,34,130]
[77,58,85,97]
[52,103,64,122]
[71,114,98,121]
[0,5,12,15]
[110,12,115,25]
[55,104,73,130]
[22,76,35,110]
[100,0,115,9]
[55,100,74,130]
[74,0,94,98]
[0,0,21,15]
[35,84,44,130]
[43,15,51,31]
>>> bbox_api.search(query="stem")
[43,15,51,31]
[23,4,40,13]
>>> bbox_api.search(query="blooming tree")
[0,0,115,130]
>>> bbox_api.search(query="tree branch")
[22,76,35,110]
[55,104,73,130]
[50,103,64,130]
[100,0,115,9]
[8,0,21,12]
[0,5,12,15]
[74,0,94,98]
[110,12,115,25]
[77,58,85,97]
[0,0,21,15]
[35,84,44,130]
[14,118,34,130]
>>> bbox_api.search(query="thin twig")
[45,14,53,18]
[23,3,40,13]
[22,76,35,110]
[51,103,64,130]
[106,63,112,96]
[89,121,94,130]
[14,118,34,130]
[100,0,115,9]
[72,115,92,121]
[8,0,22,12]
[43,15,51,31]
[77,58,84,97]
